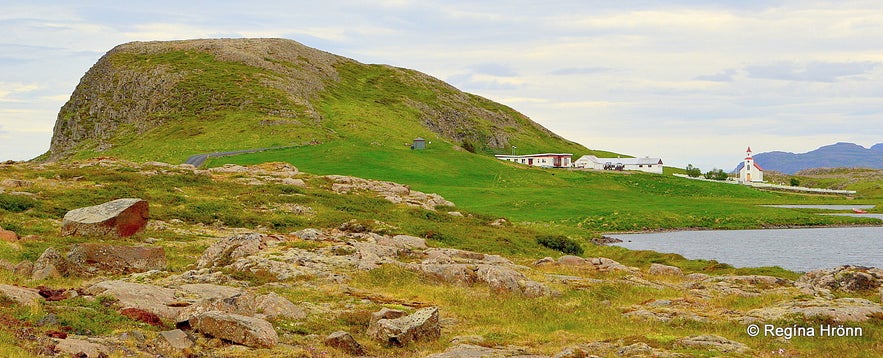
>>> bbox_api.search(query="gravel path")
[184,146,293,167]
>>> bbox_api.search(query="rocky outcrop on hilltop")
[49,38,344,159]
[48,38,580,162]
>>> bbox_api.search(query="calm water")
[609,227,883,272]
[761,204,875,210]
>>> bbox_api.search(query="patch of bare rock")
[193,230,554,297]
[797,265,882,298]
[30,243,166,280]
[427,344,544,358]
[743,297,883,323]
[0,284,42,307]
[534,255,635,272]
[367,307,441,346]
[324,330,365,356]
[324,174,455,210]
[685,274,794,298]
[190,310,279,348]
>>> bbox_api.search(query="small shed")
[412,137,426,150]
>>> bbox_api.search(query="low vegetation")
[1,158,880,357]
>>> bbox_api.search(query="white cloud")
[0,83,40,102]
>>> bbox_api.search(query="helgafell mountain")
[47,38,599,163]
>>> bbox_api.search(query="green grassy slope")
[52,39,608,163]
[212,139,878,237]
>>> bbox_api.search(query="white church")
[738,146,764,183]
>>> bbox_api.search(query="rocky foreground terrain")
[0,159,881,357]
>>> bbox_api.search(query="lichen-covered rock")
[85,280,182,320]
[744,298,883,323]
[377,234,428,250]
[427,344,537,358]
[325,175,455,210]
[255,292,306,320]
[797,265,882,298]
[197,233,283,269]
[675,335,750,354]
[324,331,365,356]
[370,308,407,326]
[32,247,66,280]
[190,311,279,348]
[157,329,194,352]
[0,284,42,307]
[176,286,305,323]
[54,338,110,357]
[648,263,683,276]
[0,179,32,188]
[66,243,166,276]
[556,255,632,272]
[410,262,551,297]
[688,275,793,297]
[61,198,149,238]
[367,307,441,346]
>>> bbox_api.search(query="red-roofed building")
[739,146,764,183]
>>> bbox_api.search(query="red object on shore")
[852,208,868,214]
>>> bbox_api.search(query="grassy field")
[211,139,880,238]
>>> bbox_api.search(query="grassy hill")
[47,38,606,163]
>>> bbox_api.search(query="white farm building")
[494,153,572,168]
[573,155,664,174]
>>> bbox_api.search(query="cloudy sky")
[2,1,881,170]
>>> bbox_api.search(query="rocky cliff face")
[49,38,345,160]
[49,38,572,162]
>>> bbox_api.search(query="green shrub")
[461,140,477,153]
[0,194,36,213]
[536,235,584,255]
[422,230,453,243]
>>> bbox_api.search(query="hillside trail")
[184,146,296,167]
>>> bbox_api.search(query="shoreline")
[602,221,883,236]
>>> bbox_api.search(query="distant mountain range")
[735,142,883,174]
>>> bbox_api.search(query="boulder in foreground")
[61,198,149,238]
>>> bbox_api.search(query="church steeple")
[740,145,763,183]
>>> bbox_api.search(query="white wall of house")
[574,155,663,173]
[624,162,663,174]
[495,154,572,167]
